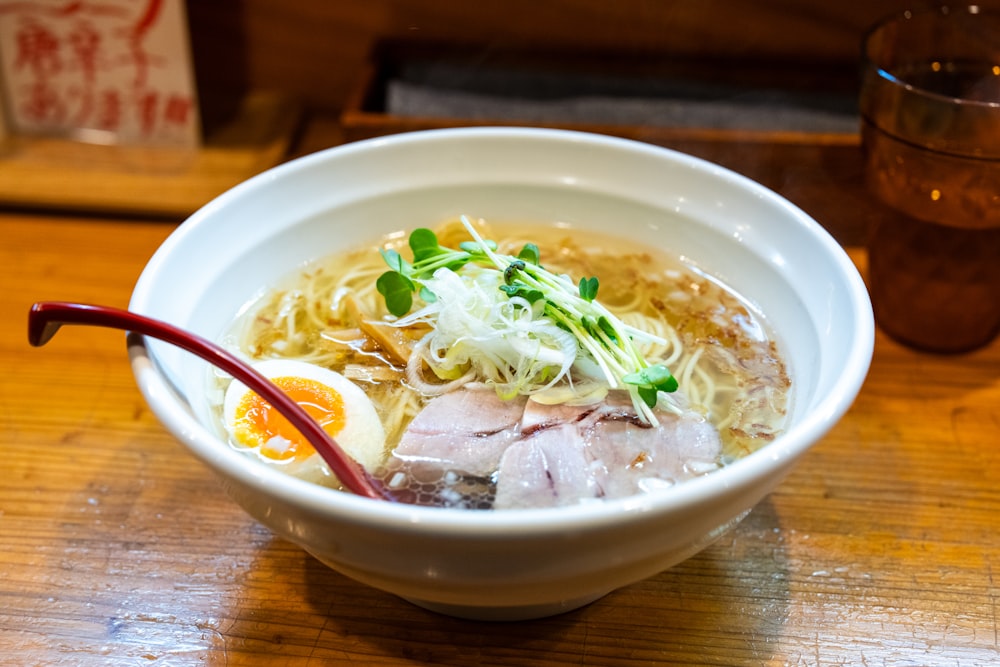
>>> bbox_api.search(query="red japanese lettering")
[136,89,157,135]
[95,88,122,130]
[19,79,64,123]
[15,19,61,78]
[68,20,102,81]
[162,93,191,127]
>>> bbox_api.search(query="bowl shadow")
[283,496,792,664]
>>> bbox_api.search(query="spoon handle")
[28,301,388,501]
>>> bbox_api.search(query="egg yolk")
[231,376,345,461]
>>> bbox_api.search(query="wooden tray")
[340,40,860,145]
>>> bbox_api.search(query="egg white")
[222,359,386,484]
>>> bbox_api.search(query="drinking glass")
[860,5,1000,353]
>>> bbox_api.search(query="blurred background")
[186,0,954,123]
[4,0,1000,225]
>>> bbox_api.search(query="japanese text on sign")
[0,0,200,146]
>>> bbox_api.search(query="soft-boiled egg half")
[222,359,386,484]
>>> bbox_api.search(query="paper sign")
[0,0,200,146]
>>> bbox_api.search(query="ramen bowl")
[129,127,873,621]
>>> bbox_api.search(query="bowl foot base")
[400,591,609,621]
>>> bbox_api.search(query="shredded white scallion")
[396,266,581,400]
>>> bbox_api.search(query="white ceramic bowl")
[129,127,873,621]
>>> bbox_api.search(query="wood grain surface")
[2,129,999,665]
[0,93,299,218]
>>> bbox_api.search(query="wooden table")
[2,130,999,666]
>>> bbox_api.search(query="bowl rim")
[130,126,874,535]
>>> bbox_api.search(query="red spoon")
[28,301,390,501]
